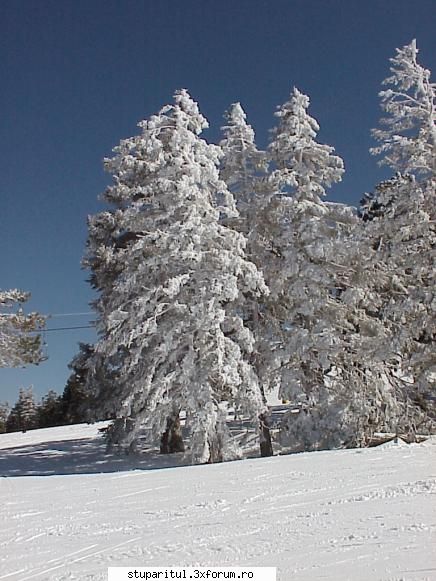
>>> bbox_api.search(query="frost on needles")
[85,90,268,463]
[0,289,46,368]
[364,39,436,419]
[83,41,435,463]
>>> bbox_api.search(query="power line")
[49,312,94,318]
[4,311,96,333]
[42,324,95,333]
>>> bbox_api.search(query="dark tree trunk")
[160,411,185,454]
[207,433,224,464]
[259,412,273,457]
[258,382,273,457]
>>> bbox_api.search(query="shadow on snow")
[0,433,191,477]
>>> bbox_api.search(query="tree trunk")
[259,412,273,457]
[160,411,185,454]
[207,434,224,464]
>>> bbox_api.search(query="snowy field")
[1,423,435,581]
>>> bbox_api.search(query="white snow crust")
[1,423,435,580]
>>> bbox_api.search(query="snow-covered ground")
[1,423,435,581]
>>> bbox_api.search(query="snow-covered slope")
[1,423,435,581]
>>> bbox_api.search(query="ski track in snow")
[0,424,435,581]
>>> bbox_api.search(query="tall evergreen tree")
[85,90,268,463]
[61,343,94,424]
[265,88,400,450]
[360,175,435,425]
[362,40,436,428]
[38,390,63,428]
[220,103,274,456]
[6,387,38,432]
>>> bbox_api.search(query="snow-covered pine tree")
[267,88,342,384]
[219,102,268,235]
[360,175,435,428]
[85,90,268,463]
[219,103,275,455]
[266,88,394,450]
[0,290,45,367]
[363,40,436,428]
[6,387,38,432]
[371,39,436,178]
[220,98,308,399]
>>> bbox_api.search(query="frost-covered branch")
[0,290,46,368]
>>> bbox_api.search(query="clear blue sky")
[1,0,435,404]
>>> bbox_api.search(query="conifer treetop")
[268,87,344,198]
[219,102,267,209]
[371,40,436,176]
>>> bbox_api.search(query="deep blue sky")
[1,0,435,404]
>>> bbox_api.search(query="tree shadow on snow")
[0,413,268,477]
[0,434,191,477]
